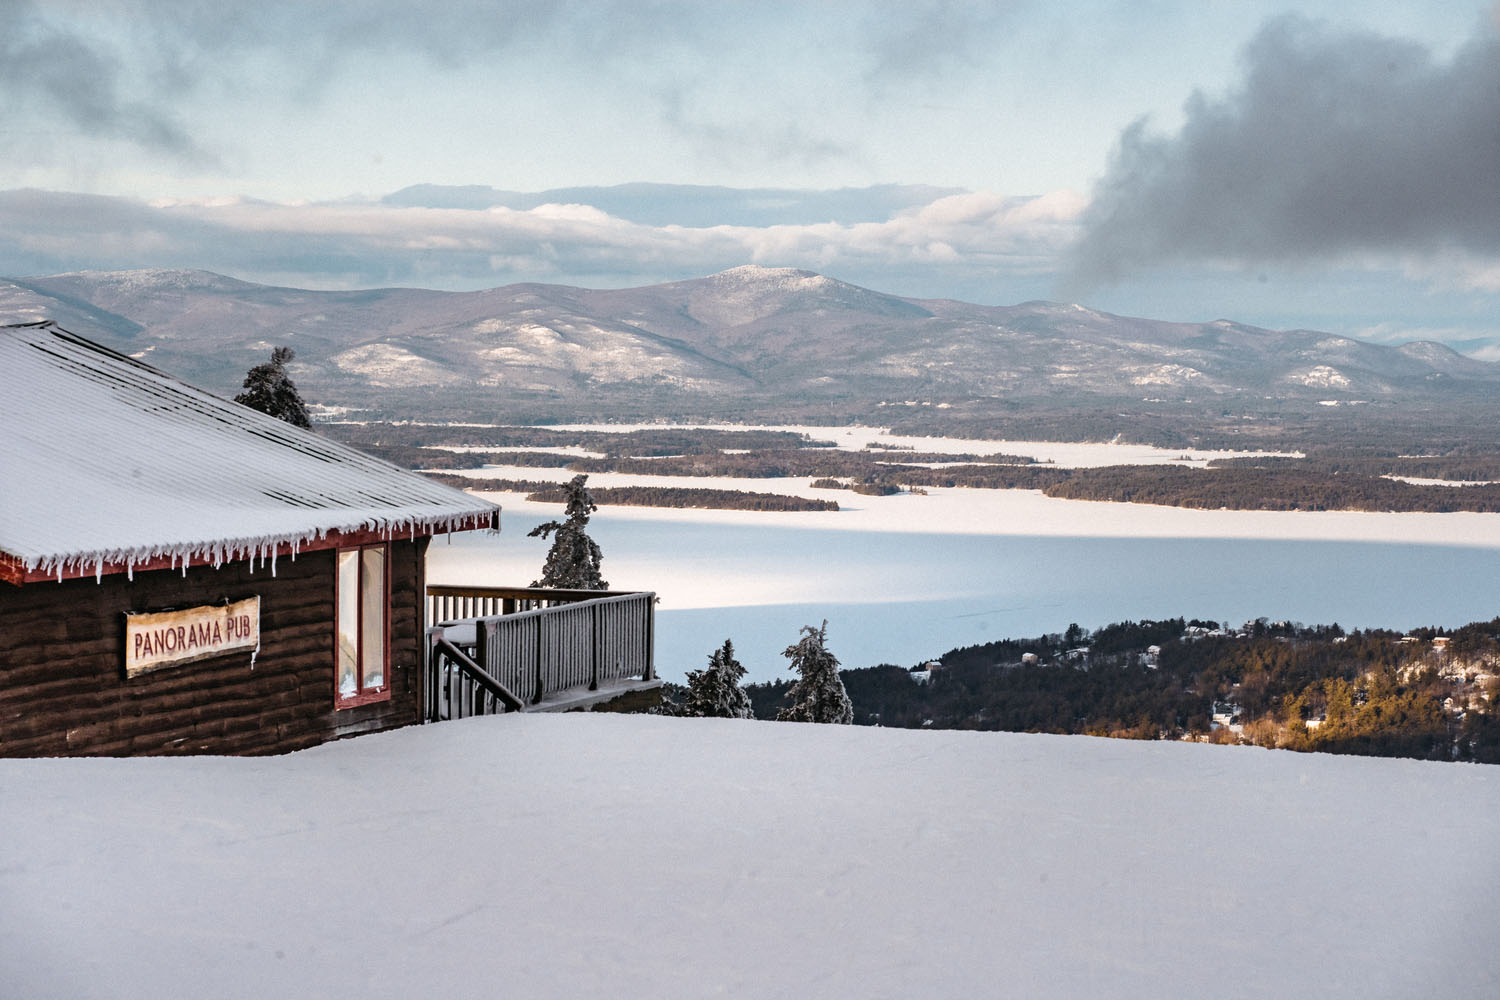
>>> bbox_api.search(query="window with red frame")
[335,544,390,707]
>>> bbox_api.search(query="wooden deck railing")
[425,630,527,721]
[427,584,645,624]
[424,586,656,721]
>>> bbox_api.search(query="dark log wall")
[0,537,429,756]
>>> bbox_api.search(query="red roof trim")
[0,510,497,586]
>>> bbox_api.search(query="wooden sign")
[124,597,260,677]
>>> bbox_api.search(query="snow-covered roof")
[0,322,498,581]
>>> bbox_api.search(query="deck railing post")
[645,594,656,680]
[424,626,441,721]
[475,617,490,687]
[590,601,600,691]
[533,612,544,704]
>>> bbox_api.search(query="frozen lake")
[428,490,1500,685]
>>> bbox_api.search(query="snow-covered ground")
[1384,475,1500,487]
[541,423,1298,467]
[449,472,1500,551]
[3,715,1495,999]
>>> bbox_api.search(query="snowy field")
[446,478,1500,550]
[542,422,1299,468]
[3,714,1496,1000]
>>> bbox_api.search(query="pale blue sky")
[2,0,1498,353]
[4,0,1487,198]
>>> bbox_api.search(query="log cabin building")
[0,321,501,756]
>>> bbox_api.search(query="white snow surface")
[2,714,1496,999]
[0,323,497,576]
[449,472,1500,554]
[540,422,1299,467]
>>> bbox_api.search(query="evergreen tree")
[683,639,754,719]
[234,346,311,428]
[777,620,853,724]
[528,474,608,589]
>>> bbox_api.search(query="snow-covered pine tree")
[234,346,312,428]
[528,474,608,589]
[777,620,853,724]
[683,639,754,719]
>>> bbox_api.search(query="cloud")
[0,1,704,166]
[0,185,1082,300]
[381,182,968,227]
[1070,14,1500,286]
[860,1,1019,86]
[0,0,212,162]
[654,82,865,173]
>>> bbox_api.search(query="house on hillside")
[0,322,659,756]
[1211,701,1244,733]
[0,322,502,754]
[1063,646,1091,667]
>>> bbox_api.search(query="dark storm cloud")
[1071,14,1500,284]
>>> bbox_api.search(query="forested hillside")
[748,617,1500,763]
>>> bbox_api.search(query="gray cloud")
[0,1,832,172]
[1071,14,1500,285]
[655,82,865,173]
[860,0,1020,86]
[0,0,213,162]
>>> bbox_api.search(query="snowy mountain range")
[2,265,1495,426]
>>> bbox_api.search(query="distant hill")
[4,265,1498,446]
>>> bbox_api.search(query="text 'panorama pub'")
[0,322,657,756]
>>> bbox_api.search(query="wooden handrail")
[425,627,526,720]
[427,584,644,602]
[425,591,656,718]
[425,584,651,628]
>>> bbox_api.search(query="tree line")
[1044,465,1500,512]
[421,473,839,512]
[739,617,1500,763]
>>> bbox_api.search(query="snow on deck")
[0,323,498,577]
[1,715,1495,999]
